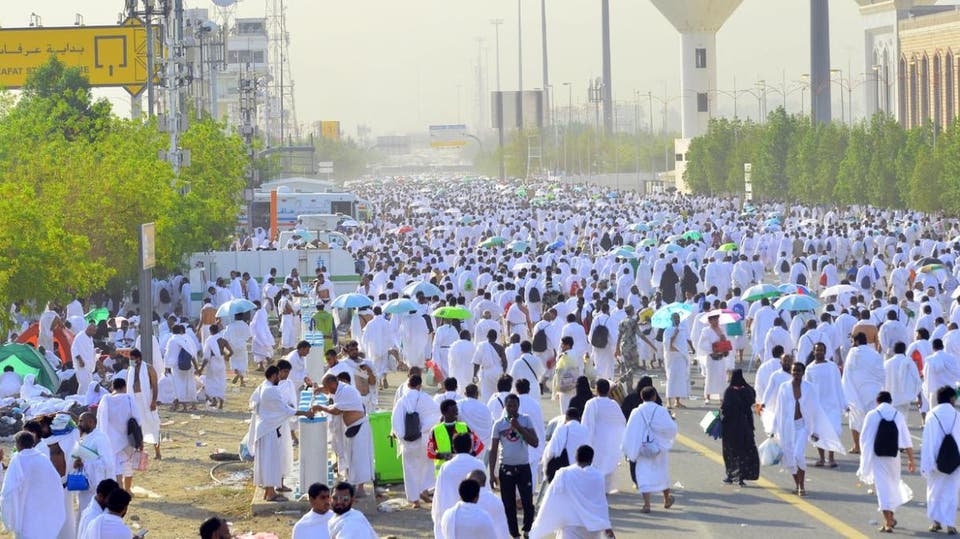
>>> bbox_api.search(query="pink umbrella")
[699,309,741,325]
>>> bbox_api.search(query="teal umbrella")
[651,303,693,329]
[608,247,637,258]
[742,283,781,302]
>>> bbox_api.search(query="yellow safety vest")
[432,422,469,470]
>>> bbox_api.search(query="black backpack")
[403,396,422,442]
[528,286,541,303]
[796,272,807,286]
[936,413,960,475]
[545,429,570,482]
[780,260,790,273]
[532,328,548,353]
[590,321,610,348]
[873,412,899,457]
[860,274,871,290]
[177,347,193,371]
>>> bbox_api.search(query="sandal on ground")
[797,488,806,497]
[813,460,825,467]
[664,495,675,509]
[877,526,893,533]
[930,523,943,532]
[639,506,651,514]
[948,527,957,535]
[266,494,288,502]
[828,461,838,468]
[848,448,861,455]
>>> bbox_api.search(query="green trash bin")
[369,411,404,485]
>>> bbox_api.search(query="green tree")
[834,125,870,204]
[753,108,797,199]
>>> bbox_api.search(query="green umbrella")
[639,238,656,247]
[718,242,739,252]
[682,230,702,241]
[84,307,109,325]
[432,306,473,320]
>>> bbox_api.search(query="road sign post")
[140,223,156,366]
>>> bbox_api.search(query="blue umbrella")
[627,223,650,232]
[383,298,420,314]
[330,293,374,309]
[651,302,693,329]
[765,218,781,226]
[215,298,256,318]
[660,243,682,253]
[777,283,813,296]
[546,239,565,251]
[774,294,820,312]
[403,280,443,298]
[606,192,618,199]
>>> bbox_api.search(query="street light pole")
[563,81,571,176]
[491,19,504,180]
[831,68,844,124]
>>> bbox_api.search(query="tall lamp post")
[831,68,845,124]
[491,18,505,180]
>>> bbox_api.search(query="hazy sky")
[4,1,866,137]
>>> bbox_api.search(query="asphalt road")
[602,366,923,539]
[369,361,936,538]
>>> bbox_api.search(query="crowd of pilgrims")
[11,175,960,537]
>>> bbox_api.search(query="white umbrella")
[819,284,858,298]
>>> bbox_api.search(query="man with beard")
[327,482,378,539]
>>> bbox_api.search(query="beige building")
[858,1,960,129]
[898,8,960,129]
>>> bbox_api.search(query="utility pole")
[146,1,155,117]
[160,0,190,178]
[601,0,613,135]
[517,0,523,129]
[540,0,550,127]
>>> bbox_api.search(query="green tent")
[0,343,60,393]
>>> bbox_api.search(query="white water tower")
[650,0,743,192]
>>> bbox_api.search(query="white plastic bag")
[758,437,782,466]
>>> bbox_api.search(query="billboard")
[491,90,544,129]
[320,121,341,140]
[0,17,158,95]
[429,124,467,148]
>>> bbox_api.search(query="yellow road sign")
[0,17,158,95]
[320,121,340,140]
